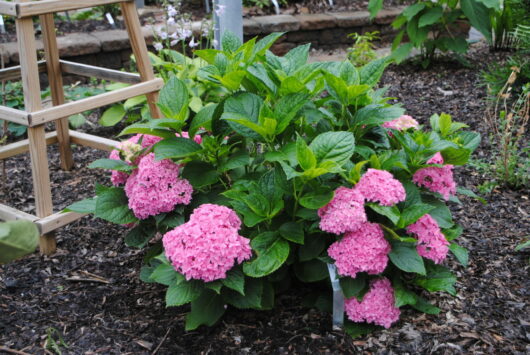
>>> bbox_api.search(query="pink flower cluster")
[318,169,406,235]
[382,115,419,131]
[413,153,456,200]
[109,134,162,186]
[162,204,252,282]
[125,153,193,220]
[327,223,390,278]
[355,169,407,206]
[345,278,401,329]
[406,214,449,264]
[318,187,367,235]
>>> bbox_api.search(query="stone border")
[0,8,403,66]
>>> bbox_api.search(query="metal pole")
[213,0,243,50]
[135,0,145,8]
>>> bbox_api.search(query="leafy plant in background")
[0,220,39,264]
[368,0,501,67]
[69,33,481,335]
[347,31,380,67]
[490,0,530,50]
[243,0,288,9]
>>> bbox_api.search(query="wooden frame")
[0,0,163,255]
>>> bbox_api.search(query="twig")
[151,327,171,355]
[0,346,33,355]
[64,278,110,284]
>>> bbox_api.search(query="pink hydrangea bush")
[406,214,449,264]
[327,222,390,278]
[382,115,419,131]
[125,153,193,219]
[354,169,406,206]
[318,187,367,235]
[413,153,457,200]
[162,204,252,282]
[345,278,401,329]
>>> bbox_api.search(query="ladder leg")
[16,13,56,255]
[41,13,74,171]
[120,1,162,119]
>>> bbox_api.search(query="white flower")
[167,17,176,26]
[212,39,219,48]
[167,5,178,17]
[154,42,164,51]
[158,31,168,40]
[215,5,226,16]
[189,37,199,48]
[170,39,180,46]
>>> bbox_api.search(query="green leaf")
[181,161,220,188]
[219,150,250,172]
[366,203,400,225]
[205,280,223,294]
[406,16,429,47]
[64,198,96,214]
[254,32,284,56]
[414,264,457,296]
[449,243,469,267]
[224,278,263,309]
[418,7,443,27]
[99,104,126,127]
[222,30,242,52]
[283,44,311,75]
[0,221,39,264]
[158,76,189,120]
[95,187,137,225]
[340,276,367,299]
[402,3,426,20]
[428,200,453,228]
[150,262,181,286]
[221,93,263,139]
[394,284,417,307]
[185,290,225,330]
[299,190,334,210]
[391,43,414,64]
[344,321,378,338]
[275,93,309,133]
[296,136,317,171]
[461,0,492,42]
[309,131,355,166]
[222,267,246,296]
[166,280,202,307]
[359,57,389,87]
[516,239,530,251]
[443,224,463,241]
[243,232,290,278]
[88,159,133,172]
[189,104,216,136]
[298,235,326,262]
[397,204,435,228]
[324,73,349,104]
[389,241,426,275]
[68,114,86,129]
[353,104,404,127]
[124,95,147,110]
[294,259,329,282]
[124,224,156,248]
[411,296,440,314]
[441,147,471,165]
[367,0,383,19]
[279,222,304,244]
[153,137,202,160]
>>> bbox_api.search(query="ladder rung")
[8,0,133,18]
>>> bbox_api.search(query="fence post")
[213,0,243,49]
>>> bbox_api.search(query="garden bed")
[0,42,528,354]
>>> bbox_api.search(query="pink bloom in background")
[355,169,406,206]
[406,214,449,264]
[427,152,444,165]
[163,204,252,282]
[413,165,456,200]
[318,187,367,235]
[177,131,203,145]
[327,222,390,278]
[345,278,401,329]
[125,153,192,220]
[382,115,419,131]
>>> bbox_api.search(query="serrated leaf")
[153,137,202,160]
[243,232,290,277]
[279,222,304,244]
[449,243,469,267]
[185,290,225,330]
[389,241,426,275]
[166,280,202,307]
[95,187,137,225]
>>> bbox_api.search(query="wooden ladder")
[0,0,163,255]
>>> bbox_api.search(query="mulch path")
[0,43,529,354]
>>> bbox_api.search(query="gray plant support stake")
[271,0,281,15]
[213,0,243,50]
[205,0,211,13]
[135,0,145,8]
[0,16,5,34]
[327,263,344,330]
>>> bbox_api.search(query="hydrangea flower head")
[413,165,456,200]
[125,153,193,219]
[163,204,252,282]
[382,115,419,131]
[345,278,401,329]
[328,222,390,278]
[355,169,406,206]
[406,214,449,264]
[318,187,367,235]
[427,152,444,165]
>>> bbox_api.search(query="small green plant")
[44,328,69,355]
[243,0,287,9]
[347,31,380,67]
[515,237,530,263]
[481,55,530,99]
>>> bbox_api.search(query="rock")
[254,15,300,33]
[243,18,262,35]
[295,14,337,30]
[57,33,101,57]
[91,30,130,52]
[328,11,370,28]
[374,8,403,25]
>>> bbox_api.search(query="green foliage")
[347,31,380,67]
[0,220,39,264]
[80,33,479,333]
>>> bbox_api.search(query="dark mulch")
[1,43,529,354]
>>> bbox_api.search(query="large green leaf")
[64,198,96,214]
[366,203,400,225]
[353,104,404,127]
[88,159,133,172]
[0,221,39,264]
[221,93,263,139]
[418,6,443,27]
[158,76,189,120]
[449,243,469,267]
[153,137,202,160]
[185,290,225,330]
[99,104,126,127]
[367,0,383,19]
[461,0,492,42]
[397,204,435,228]
[279,222,304,244]
[166,280,203,307]
[243,232,290,277]
[124,224,156,248]
[389,241,426,275]
[224,278,263,309]
[414,264,457,295]
[222,267,246,296]
[95,187,137,225]
[294,259,329,282]
[150,262,182,286]
[340,275,367,299]
[309,131,355,166]
[299,190,334,210]
[181,161,220,188]
[359,57,389,87]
